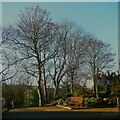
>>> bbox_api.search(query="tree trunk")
[54,85,59,100]
[37,83,43,106]
[66,78,70,93]
[95,83,98,98]
[117,97,119,108]
[37,61,43,106]
[29,86,30,106]
[37,88,42,106]
[70,76,74,94]
[93,75,98,98]
[43,65,47,101]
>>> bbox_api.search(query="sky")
[1,0,119,2]
[1,1,119,71]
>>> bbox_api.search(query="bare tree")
[47,21,72,99]
[2,5,116,105]
[47,20,86,98]
[2,6,57,106]
[1,27,19,83]
[84,38,116,98]
[66,28,87,94]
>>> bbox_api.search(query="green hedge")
[24,89,39,107]
[84,97,103,106]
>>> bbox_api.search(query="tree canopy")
[1,6,116,106]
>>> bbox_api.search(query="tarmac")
[2,111,120,120]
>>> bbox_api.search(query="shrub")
[63,101,68,106]
[96,97,103,104]
[58,99,64,105]
[24,89,39,107]
[84,97,103,106]
[84,97,89,106]
[73,90,83,96]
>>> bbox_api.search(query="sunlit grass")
[9,106,120,112]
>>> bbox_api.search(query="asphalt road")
[2,112,120,120]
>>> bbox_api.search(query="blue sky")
[1,0,119,2]
[2,2,118,71]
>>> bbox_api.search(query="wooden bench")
[68,96,84,106]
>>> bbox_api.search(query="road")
[2,112,120,120]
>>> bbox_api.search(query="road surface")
[2,112,120,120]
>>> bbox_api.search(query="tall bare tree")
[66,27,87,94]
[47,21,72,99]
[2,5,116,104]
[84,38,115,98]
[2,6,57,106]
[47,20,86,98]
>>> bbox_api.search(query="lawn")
[9,106,120,112]
[9,106,69,112]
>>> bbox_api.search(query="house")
[86,79,94,89]
[86,71,120,90]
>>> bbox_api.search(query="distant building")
[86,79,94,89]
[86,71,120,89]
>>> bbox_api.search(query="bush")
[65,93,72,98]
[24,89,39,107]
[97,97,103,104]
[63,101,68,106]
[57,91,72,100]
[84,97,103,106]
[58,99,64,105]
[73,90,83,96]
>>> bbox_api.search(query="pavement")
[2,111,120,120]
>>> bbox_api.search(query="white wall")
[86,79,94,89]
